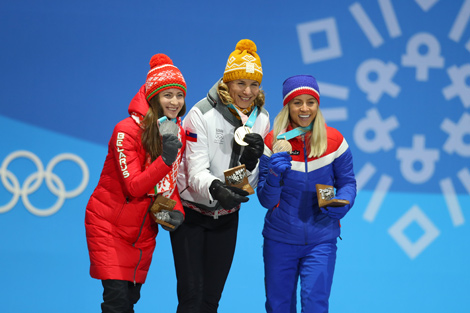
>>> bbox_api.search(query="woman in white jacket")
[172,39,270,313]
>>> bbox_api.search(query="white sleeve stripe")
[291,138,349,172]
[263,145,273,157]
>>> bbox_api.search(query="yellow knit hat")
[223,39,263,84]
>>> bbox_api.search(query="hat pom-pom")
[149,53,173,69]
[236,39,257,53]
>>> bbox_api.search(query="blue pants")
[263,238,337,313]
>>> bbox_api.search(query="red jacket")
[85,85,186,284]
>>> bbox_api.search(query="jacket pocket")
[113,196,129,225]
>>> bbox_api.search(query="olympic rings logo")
[0,150,89,217]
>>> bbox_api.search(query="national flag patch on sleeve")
[186,130,197,142]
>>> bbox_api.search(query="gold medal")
[234,126,251,146]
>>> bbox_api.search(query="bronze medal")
[273,139,292,154]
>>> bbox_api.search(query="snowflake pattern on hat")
[223,39,263,84]
[145,54,186,101]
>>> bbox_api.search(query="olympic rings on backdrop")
[0,150,89,216]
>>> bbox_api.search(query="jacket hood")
[206,79,223,107]
[128,84,150,116]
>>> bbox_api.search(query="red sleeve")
[325,126,344,154]
[264,131,274,152]
[111,121,172,198]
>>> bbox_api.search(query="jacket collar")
[208,78,241,128]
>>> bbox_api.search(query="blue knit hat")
[282,75,320,106]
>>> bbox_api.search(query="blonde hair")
[272,104,327,158]
[217,81,265,109]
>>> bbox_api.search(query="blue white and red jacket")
[257,125,356,245]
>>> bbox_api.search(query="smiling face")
[288,94,318,128]
[227,79,260,109]
[158,88,185,119]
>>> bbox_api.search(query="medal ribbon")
[228,104,259,128]
[276,123,313,140]
[158,116,177,125]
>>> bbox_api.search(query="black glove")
[239,133,264,171]
[162,210,184,231]
[161,133,182,166]
[209,180,249,210]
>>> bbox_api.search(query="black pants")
[101,280,142,313]
[170,208,239,313]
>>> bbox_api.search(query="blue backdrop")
[1,0,469,312]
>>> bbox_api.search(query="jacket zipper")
[131,199,151,285]
[302,135,309,245]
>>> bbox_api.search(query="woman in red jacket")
[85,53,187,313]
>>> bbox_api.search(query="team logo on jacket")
[214,128,224,144]
[186,130,197,142]
[291,150,300,155]
[116,132,129,178]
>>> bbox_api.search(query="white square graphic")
[388,205,440,259]
[297,17,342,64]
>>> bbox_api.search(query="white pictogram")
[396,135,440,184]
[415,0,439,12]
[353,108,399,153]
[297,17,342,64]
[439,178,465,227]
[401,32,445,81]
[0,150,89,216]
[356,59,401,103]
[388,205,440,259]
[318,81,349,122]
[441,112,470,157]
[349,2,384,47]
[442,64,470,108]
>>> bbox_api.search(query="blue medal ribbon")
[228,105,259,128]
[276,123,313,140]
[158,116,177,125]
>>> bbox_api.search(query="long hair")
[141,94,186,161]
[217,81,265,109]
[272,104,327,158]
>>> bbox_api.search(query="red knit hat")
[145,54,187,101]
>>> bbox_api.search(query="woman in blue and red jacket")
[257,75,357,313]
[85,54,187,313]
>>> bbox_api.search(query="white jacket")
[177,79,270,213]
